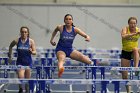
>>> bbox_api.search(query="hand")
[50,40,56,46]
[137,31,140,34]
[85,36,90,42]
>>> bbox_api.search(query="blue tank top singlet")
[57,25,76,48]
[16,37,32,66]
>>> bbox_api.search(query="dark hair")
[128,17,137,24]
[20,26,30,37]
[64,14,75,27]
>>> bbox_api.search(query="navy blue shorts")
[120,50,133,60]
[56,46,74,57]
[16,58,32,68]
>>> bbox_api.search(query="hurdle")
[0,54,140,93]
[0,57,9,78]
[0,78,140,93]
[1,48,138,92]
[1,65,140,93]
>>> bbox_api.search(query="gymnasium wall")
[0,0,140,4]
[0,4,140,50]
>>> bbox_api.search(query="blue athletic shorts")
[56,46,74,57]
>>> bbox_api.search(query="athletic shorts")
[56,46,74,57]
[120,50,133,60]
[16,58,32,68]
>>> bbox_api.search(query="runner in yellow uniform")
[121,17,140,93]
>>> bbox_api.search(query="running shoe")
[18,88,23,93]
[58,67,64,78]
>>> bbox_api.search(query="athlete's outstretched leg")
[70,50,93,65]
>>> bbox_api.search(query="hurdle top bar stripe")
[0,78,140,85]
[0,65,140,71]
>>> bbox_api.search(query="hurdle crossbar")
[1,65,140,71]
[0,78,140,85]
[4,89,26,93]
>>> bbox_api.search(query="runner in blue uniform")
[50,14,93,78]
[8,26,36,93]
